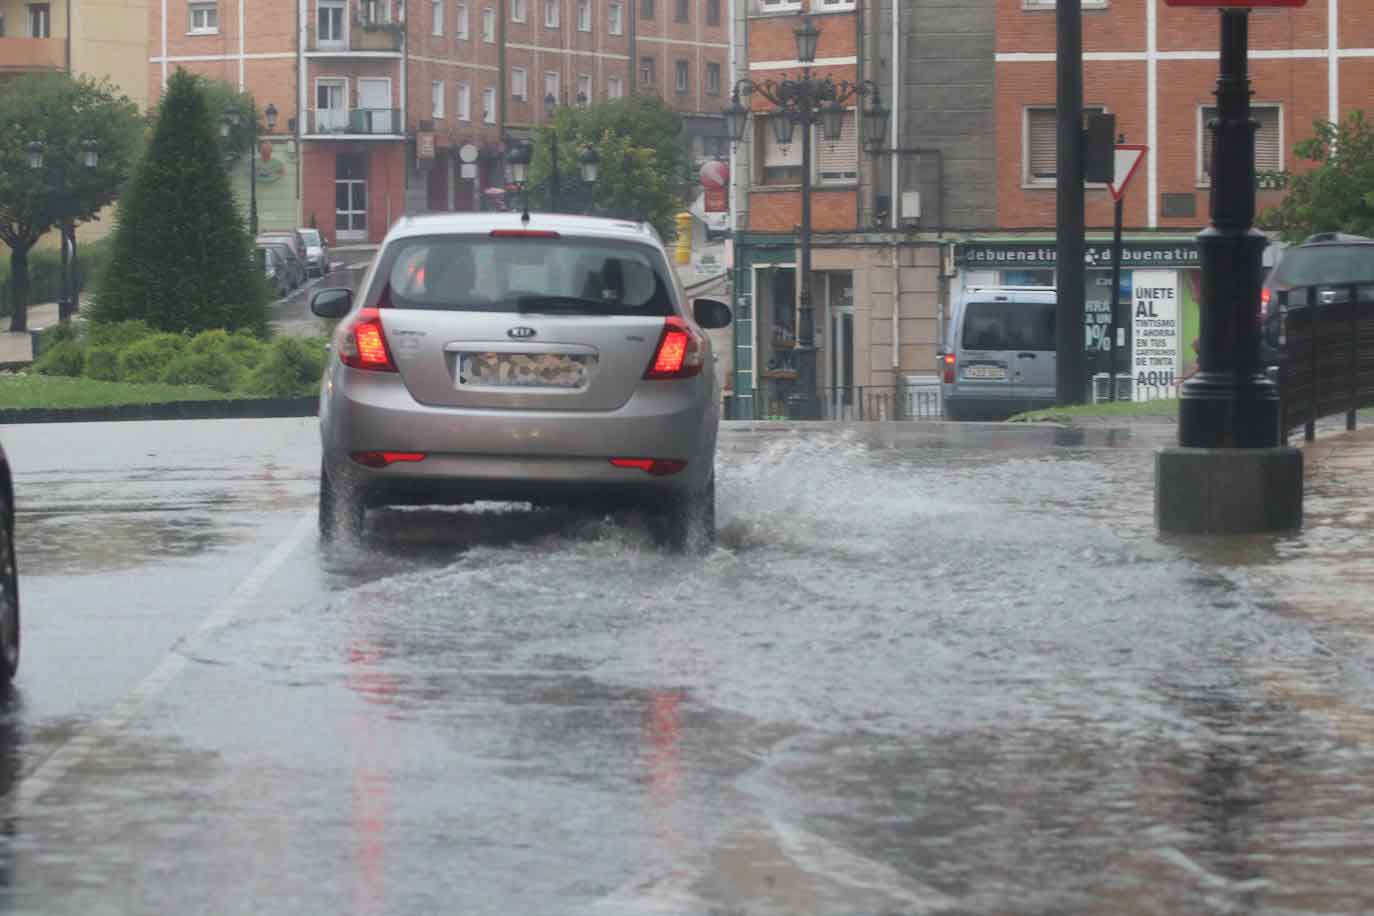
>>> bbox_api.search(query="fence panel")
[1279,283,1374,438]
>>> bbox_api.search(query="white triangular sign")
[1107,145,1148,202]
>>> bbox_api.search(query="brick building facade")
[148,0,729,244]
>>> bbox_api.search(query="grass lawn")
[1011,398,1179,423]
[0,374,238,410]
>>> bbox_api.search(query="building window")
[757,0,801,12]
[189,2,218,33]
[758,116,802,185]
[705,61,721,96]
[317,1,345,44]
[1023,0,1108,9]
[432,81,446,118]
[640,56,656,87]
[456,1,469,36]
[544,71,559,104]
[813,0,855,10]
[510,0,527,22]
[315,78,348,132]
[577,73,593,105]
[674,0,687,21]
[511,67,528,101]
[482,6,495,40]
[362,0,391,23]
[641,0,653,20]
[544,0,559,26]
[27,2,50,37]
[483,87,497,123]
[707,0,720,25]
[1024,105,1106,186]
[432,0,445,34]
[701,135,728,160]
[675,60,689,94]
[608,0,623,33]
[577,0,591,30]
[457,82,472,120]
[815,109,858,184]
[1200,104,1282,184]
[608,75,624,99]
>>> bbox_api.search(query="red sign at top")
[1164,0,1305,6]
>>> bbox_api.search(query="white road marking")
[13,512,316,809]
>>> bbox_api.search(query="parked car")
[939,286,1058,420]
[257,231,309,286]
[298,227,329,277]
[256,236,305,289]
[0,442,19,683]
[310,212,733,548]
[256,244,291,299]
[1262,232,1374,363]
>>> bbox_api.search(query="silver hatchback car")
[311,212,732,547]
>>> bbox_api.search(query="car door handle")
[1018,352,1037,359]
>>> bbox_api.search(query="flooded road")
[1,418,1373,914]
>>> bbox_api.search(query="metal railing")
[306,108,402,136]
[306,22,404,53]
[727,382,944,421]
[1277,281,1374,441]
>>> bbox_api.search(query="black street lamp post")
[26,138,98,323]
[223,102,277,237]
[723,16,888,419]
[543,90,589,212]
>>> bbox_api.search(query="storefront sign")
[956,240,1200,270]
[417,132,436,163]
[1131,270,1180,401]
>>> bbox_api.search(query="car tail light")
[942,353,956,384]
[351,451,427,468]
[644,317,704,380]
[1261,287,1271,309]
[339,308,397,372]
[610,458,688,476]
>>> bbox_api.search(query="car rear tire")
[658,474,716,553]
[319,461,365,542]
[0,487,20,683]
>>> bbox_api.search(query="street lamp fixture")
[578,145,600,184]
[81,139,99,170]
[723,16,888,419]
[264,103,278,132]
[26,141,43,170]
[506,140,532,185]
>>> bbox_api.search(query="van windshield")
[962,301,1056,351]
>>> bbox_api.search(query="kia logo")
[508,327,537,339]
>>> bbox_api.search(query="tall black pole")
[1177,9,1278,448]
[249,120,259,237]
[1109,195,1123,401]
[551,130,561,211]
[58,169,71,322]
[1055,0,1086,406]
[798,101,817,420]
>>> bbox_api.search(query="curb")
[0,396,319,426]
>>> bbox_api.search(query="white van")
[939,286,1058,420]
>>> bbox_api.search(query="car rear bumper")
[942,389,1056,420]
[320,369,718,503]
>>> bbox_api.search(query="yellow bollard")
[675,212,692,265]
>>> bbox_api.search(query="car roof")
[384,211,661,246]
[1298,232,1374,246]
[960,286,1057,304]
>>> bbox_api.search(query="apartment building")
[148,0,729,244]
[1,0,152,106]
[961,0,1374,386]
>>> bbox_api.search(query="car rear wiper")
[514,295,618,314]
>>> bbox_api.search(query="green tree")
[526,95,691,239]
[0,72,142,332]
[1259,111,1374,243]
[93,69,269,336]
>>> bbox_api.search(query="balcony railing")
[0,37,64,73]
[306,22,403,53]
[307,108,403,136]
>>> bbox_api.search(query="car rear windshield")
[1271,245,1374,288]
[962,301,1056,352]
[372,235,676,316]
[299,229,322,245]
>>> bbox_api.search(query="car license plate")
[458,352,595,389]
[963,364,1006,380]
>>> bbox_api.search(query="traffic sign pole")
[1105,142,1146,402]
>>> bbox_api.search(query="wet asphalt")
[1,418,1374,914]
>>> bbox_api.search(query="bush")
[161,348,244,392]
[87,319,157,351]
[32,340,85,377]
[237,337,327,397]
[187,328,266,367]
[85,346,120,381]
[116,333,187,383]
[38,321,81,350]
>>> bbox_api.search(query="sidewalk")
[0,302,63,367]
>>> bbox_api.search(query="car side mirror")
[693,297,732,330]
[311,287,353,319]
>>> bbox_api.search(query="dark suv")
[1262,233,1374,362]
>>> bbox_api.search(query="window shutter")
[1028,108,1057,180]
[762,118,802,168]
[816,111,857,182]
[1255,106,1282,171]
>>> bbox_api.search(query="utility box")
[900,191,921,224]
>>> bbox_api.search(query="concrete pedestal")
[1156,446,1304,534]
